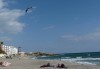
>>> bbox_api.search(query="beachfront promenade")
[0,57,99,69]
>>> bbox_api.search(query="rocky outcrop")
[25,52,58,57]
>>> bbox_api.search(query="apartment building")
[2,45,18,55]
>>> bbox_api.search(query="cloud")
[61,29,100,41]
[0,0,6,9]
[0,0,25,34]
[43,25,55,30]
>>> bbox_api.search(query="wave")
[31,51,100,65]
[61,57,100,65]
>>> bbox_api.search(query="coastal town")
[0,42,57,58]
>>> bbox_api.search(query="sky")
[0,0,100,53]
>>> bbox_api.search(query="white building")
[2,45,18,55]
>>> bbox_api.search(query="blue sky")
[1,0,100,53]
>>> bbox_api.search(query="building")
[2,45,18,55]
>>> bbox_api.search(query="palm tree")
[0,42,6,54]
[0,42,3,50]
[0,49,6,54]
[0,42,3,45]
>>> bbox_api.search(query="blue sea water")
[32,52,100,65]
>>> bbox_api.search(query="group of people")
[40,62,67,68]
[40,63,54,68]
[57,63,66,68]
[0,61,11,67]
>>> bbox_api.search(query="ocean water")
[32,52,100,65]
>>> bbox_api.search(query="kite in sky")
[25,6,33,13]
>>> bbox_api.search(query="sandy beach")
[0,57,99,69]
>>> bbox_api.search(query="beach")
[0,57,99,69]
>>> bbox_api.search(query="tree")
[0,42,6,54]
[0,49,6,54]
[0,42,3,45]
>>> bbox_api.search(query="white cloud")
[0,0,6,9]
[0,0,25,34]
[43,25,55,30]
[62,30,100,41]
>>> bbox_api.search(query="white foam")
[76,62,96,65]
[32,57,37,59]
[61,57,99,65]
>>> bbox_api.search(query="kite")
[25,6,33,13]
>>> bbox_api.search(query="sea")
[32,52,100,65]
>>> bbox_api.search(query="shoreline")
[0,57,99,69]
